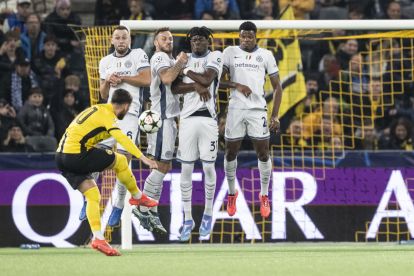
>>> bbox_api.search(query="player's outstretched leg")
[108,181,127,227]
[111,153,158,208]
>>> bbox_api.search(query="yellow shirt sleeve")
[109,128,143,159]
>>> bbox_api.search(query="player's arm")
[100,79,110,100]
[219,67,252,97]
[158,51,187,85]
[171,77,211,102]
[184,67,217,87]
[269,73,283,133]
[119,67,151,87]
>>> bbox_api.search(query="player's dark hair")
[154,27,170,37]
[239,21,257,33]
[113,25,129,33]
[111,89,132,105]
[186,26,214,42]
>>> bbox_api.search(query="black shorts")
[56,147,116,189]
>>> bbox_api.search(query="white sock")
[93,231,105,240]
[224,158,237,194]
[131,190,143,200]
[180,163,194,221]
[202,162,216,216]
[140,170,165,213]
[258,158,272,196]
[113,179,127,209]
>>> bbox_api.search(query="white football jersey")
[223,46,279,110]
[180,50,223,119]
[149,51,180,119]
[99,48,150,116]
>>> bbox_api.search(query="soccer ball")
[138,110,162,134]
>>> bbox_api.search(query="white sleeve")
[136,49,150,72]
[265,50,279,76]
[222,47,231,71]
[206,51,223,74]
[152,52,172,75]
[98,58,106,80]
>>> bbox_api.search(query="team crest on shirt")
[124,60,133,68]
[256,55,263,62]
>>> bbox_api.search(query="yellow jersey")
[57,104,142,158]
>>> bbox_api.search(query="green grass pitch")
[1,243,414,276]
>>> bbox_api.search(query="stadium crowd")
[0,0,414,152]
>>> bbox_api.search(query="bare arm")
[185,67,218,87]
[269,73,283,132]
[120,67,151,87]
[159,51,187,85]
[171,77,211,102]
[99,79,110,100]
[219,67,252,96]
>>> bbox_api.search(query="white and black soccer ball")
[138,110,162,134]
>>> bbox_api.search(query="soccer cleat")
[227,190,238,216]
[132,208,153,232]
[259,194,271,218]
[179,220,195,242]
[129,193,158,208]
[79,200,87,221]
[149,211,168,235]
[199,214,212,237]
[108,206,123,227]
[91,239,121,256]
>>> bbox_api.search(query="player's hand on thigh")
[235,83,252,97]
[269,116,280,133]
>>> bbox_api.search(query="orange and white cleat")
[227,190,238,216]
[129,193,158,208]
[91,239,121,256]
[259,194,271,218]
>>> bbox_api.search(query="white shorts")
[99,113,140,152]
[147,118,177,161]
[225,109,270,141]
[177,116,218,163]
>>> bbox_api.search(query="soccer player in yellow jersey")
[56,88,158,256]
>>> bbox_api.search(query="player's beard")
[115,46,128,56]
[116,111,127,120]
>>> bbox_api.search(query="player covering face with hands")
[220,21,283,219]
[56,89,158,256]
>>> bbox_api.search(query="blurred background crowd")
[0,0,413,153]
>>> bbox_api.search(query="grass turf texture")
[1,243,414,276]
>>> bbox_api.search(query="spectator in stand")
[43,0,81,55]
[336,39,359,70]
[383,1,409,19]
[279,0,315,20]
[194,0,239,19]
[64,74,87,111]
[94,0,129,25]
[2,0,32,33]
[355,124,379,150]
[32,35,68,108]
[212,0,240,19]
[0,30,26,75]
[294,73,321,118]
[251,0,278,20]
[123,0,154,52]
[17,87,55,137]
[1,123,34,152]
[54,90,78,139]
[318,54,340,92]
[384,117,413,150]
[0,99,17,144]
[0,57,38,111]
[20,13,47,61]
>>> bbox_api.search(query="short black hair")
[186,26,214,42]
[154,27,170,37]
[111,89,132,105]
[239,21,257,33]
[113,25,129,33]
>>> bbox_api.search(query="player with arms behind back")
[172,26,223,241]
[133,27,188,234]
[221,21,283,218]
[56,89,158,256]
[96,25,151,227]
